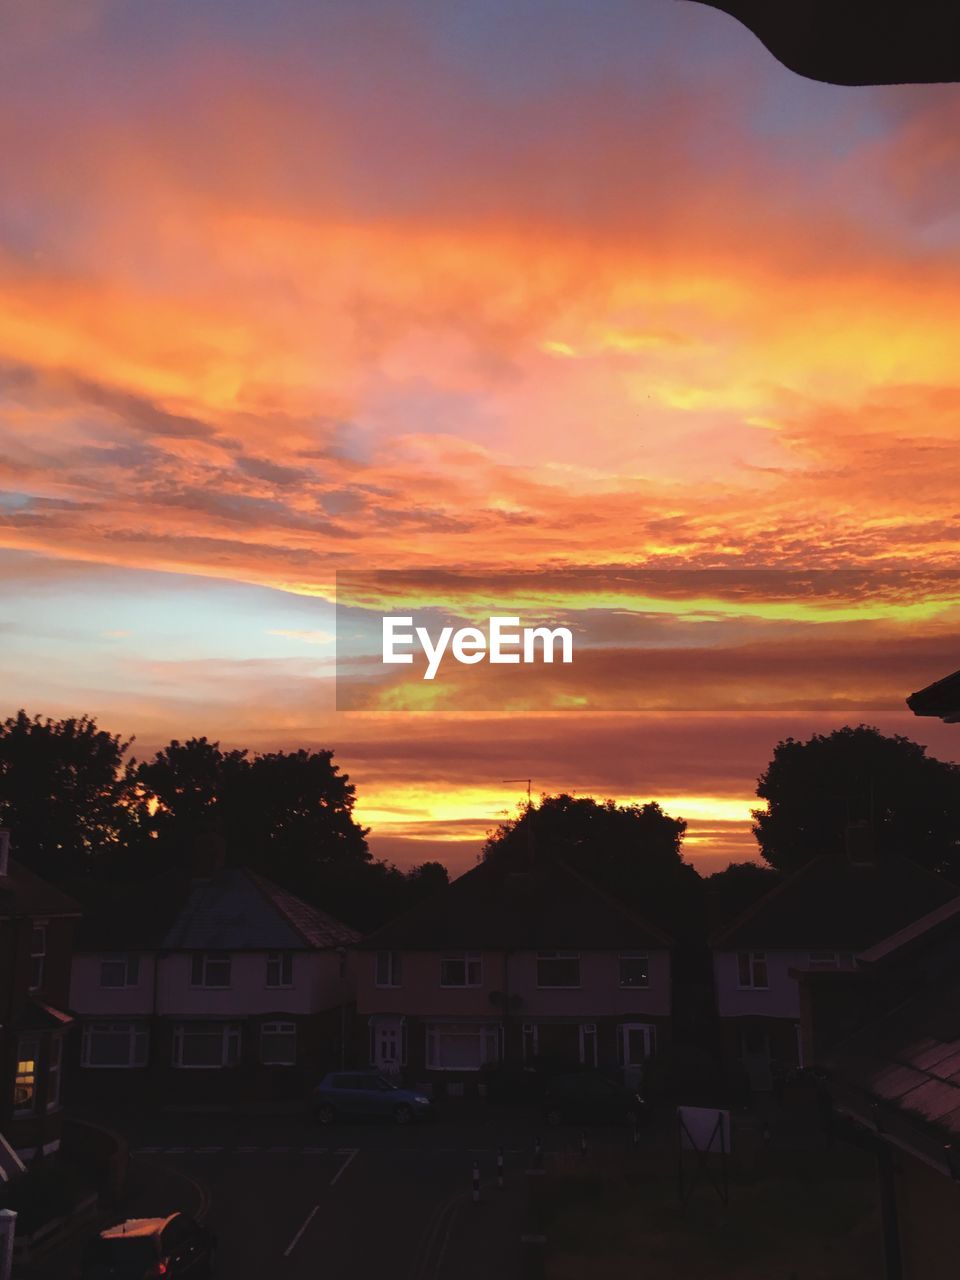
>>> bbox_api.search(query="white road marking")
[303,1146,328,1155]
[283,1149,359,1258]
[166,1147,188,1154]
[236,1146,258,1153]
[197,1146,222,1154]
[330,1148,359,1185]
[283,1205,320,1258]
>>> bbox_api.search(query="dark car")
[80,1212,214,1278]
[312,1070,433,1124]
[542,1072,645,1126]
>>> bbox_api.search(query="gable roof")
[711,854,957,951]
[360,858,672,951]
[78,867,357,952]
[0,859,81,920]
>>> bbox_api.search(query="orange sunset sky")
[2,0,960,875]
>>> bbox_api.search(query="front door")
[373,1022,402,1075]
[739,1024,772,1091]
[621,1023,655,1089]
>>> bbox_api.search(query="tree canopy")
[483,792,701,937]
[0,710,446,928]
[754,724,960,877]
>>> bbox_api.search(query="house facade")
[356,860,672,1092]
[711,852,957,1091]
[0,831,81,1159]
[69,867,357,1102]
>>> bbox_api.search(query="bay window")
[173,1021,241,1068]
[425,1022,500,1070]
[82,1021,149,1068]
[260,1021,297,1066]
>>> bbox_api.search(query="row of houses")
[5,820,958,1163]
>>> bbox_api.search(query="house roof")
[359,858,673,951]
[0,859,81,920]
[78,867,358,953]
[710,854,957,951]
[907,667,960,723]
[822,971,960,1146]
[858,895,960,967]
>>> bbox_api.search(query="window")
[261,1021,297,1066]
[47,1036,62,1110]
[14,1038,38,1113]
[266,953,293,988]
[375,951,402,987]
[619,954,649,988]
[173,1022,241,1068]
[82,1021,149,1068]
[99,954,140,988]
[439,953,482,987]
[536,952,581,988]
[425,1023,501,1071]
[29,924,46,991]
[190,953,231,988]
[737,951,768,989]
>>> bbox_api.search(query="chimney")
[0,830,9,876]
[845,820,875,866]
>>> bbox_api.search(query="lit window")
[29,924,46,991]
[261,1021,297,1066]
[737,951,769,989]
[190,954,231,988]
[173,1022,241,1068]
[266,953,293,988]
[619,954,649,988]
[14,1038,38,1113]
[99,955,140,988]
[536,952,581,988]
[375,951,402,987]
[82,1022,149,1068]
[440,953,482,987]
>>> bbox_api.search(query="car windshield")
[374,1075,399,1090]
[84,1236,158,1267]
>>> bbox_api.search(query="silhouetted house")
[907,668,960,724]
[356,859,673,1092]
[0,831,81,1159]
[710,851,956,1091]
[69,868,357,1103]
[799,894,960,1280]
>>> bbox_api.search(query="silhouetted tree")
[0,710,143,881]
[754,725,960,877]
[704,861,781,931]
[483,793,700,937]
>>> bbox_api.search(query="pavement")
[35,1104,636,1280]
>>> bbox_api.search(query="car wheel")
[315,1103,337,1125]
[545,1107,563,1127]
[395,1104,414,1125]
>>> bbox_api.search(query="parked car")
[542,1072,645,1126]
[79,1212,214,1278]
[312,1070,433,1124]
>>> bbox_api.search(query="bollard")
[632,1120,640,1148]
[472,1159,481,1203]
[761,1120,772,1144]
[579,1130,587,1158]
[533,1136,543,1169]
[497,1146,504,1189]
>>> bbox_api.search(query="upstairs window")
[737,950,768,989]
[439,952,482,987]
[190,953,231,988]
[266,953,293,988]
[619,954,649,988]
[29,924,46,991]
[100,955,140,988]
[375,951,402,987]
[537,952,581,988]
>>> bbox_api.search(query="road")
[52,1106,638,1279]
